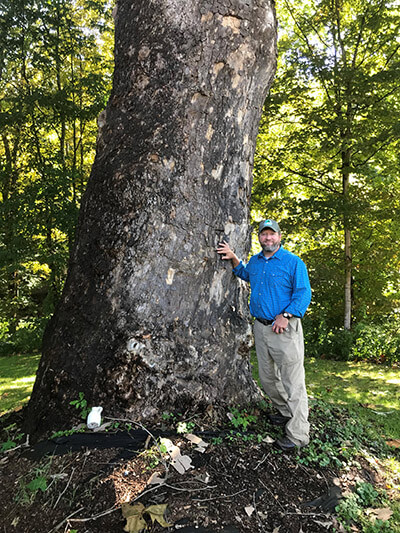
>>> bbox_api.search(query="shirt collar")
[257,246,284,260]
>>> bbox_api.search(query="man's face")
[259,228,281,253]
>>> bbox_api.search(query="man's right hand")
[216,241,240,267]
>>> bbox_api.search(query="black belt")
[256,317,274,326]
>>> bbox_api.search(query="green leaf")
[0,440,17,452]
[26,476,47,493]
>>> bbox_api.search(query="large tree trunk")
[25,0,277,438]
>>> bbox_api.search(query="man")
[217,219,312,451]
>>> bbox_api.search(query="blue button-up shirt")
[233,246,311,321]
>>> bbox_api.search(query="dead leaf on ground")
[121,503,171,532]
[367,507,393,521]
[386,439,400,448]
[244,505,255,516]
[121,502,147,533]
[313,520,334,528]
[185,433,209,452]
[93,421,113,432]
[160,438,193,474]
[262,435,274,444]
[144,504,171,527]
[147,472,166,486]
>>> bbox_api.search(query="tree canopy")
[0,0,114,353]
[1,0,400,364]
[254,0,400,335]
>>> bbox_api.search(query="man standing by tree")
[217,219,312,450]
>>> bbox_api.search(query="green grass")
[251,351,400,440]
[305,357,400,440]
[0,353,41,415]
[1,352,400,440]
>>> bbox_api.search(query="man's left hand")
[272,314,289,334]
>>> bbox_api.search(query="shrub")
[303,316,400,364]
[0,318,47,356]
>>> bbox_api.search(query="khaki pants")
[254,318,310,446]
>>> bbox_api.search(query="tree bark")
[25,0,277,438]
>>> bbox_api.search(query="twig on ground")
[69,505,118,523]
[253,490,268,533]
[285,511,331,517]
[69,482,166,524]
[254,453,273,470]
[47,506,84,533]
[54,467,75,508]
[164,483,217,493]
[193,488,247,502]
[259,478,286,512]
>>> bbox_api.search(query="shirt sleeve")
[232,260,250,282]
[284,259,312,318]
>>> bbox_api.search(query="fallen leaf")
[147,472,166,485]
[121,503,146,533]
[160,438,193,474]
[386,439,400,448]
[72,423,86,431]
[171,452,193,474]
[369,507,393,521]
[145,504,171,527]
[314,520,334,528]
[262,435,274,444]
[272,527,280,533]
[185,433,209,452]
[245,505,255,516]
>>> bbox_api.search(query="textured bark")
[25,0,277,437]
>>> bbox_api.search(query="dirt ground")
[0,410,390,533]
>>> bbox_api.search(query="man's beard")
[261,243,280,253]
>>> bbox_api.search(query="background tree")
[0,0,114,354]
[254,0,400,334]
[24,0,278,438]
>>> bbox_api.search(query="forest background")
[1,0,399,365]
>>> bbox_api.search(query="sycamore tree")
[24,0,278,439]
[254,0,400,330]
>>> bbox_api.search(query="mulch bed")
[0,411,388,533]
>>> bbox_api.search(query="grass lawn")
[250,351,400,440]
[0,353,41,415]
[1,352,400,440]
[305,357,400,440]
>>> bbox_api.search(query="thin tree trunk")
[344,224,352,330]
[342,150,352,330]
[25,0,277,438]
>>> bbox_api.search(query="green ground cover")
[250,352,400,440]
[1,352,399,532]
[0,353,41,415]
